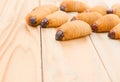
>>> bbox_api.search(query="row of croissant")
[25,0,120,41]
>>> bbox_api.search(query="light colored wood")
[1,0,120,82]
[40,0,114,82]
[80,0,120,81]
[0,0,8,16]
[0,0,42,82]
[41,28,111,82]
[90,33,120,82]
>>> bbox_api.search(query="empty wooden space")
[0,0,120,82]
[0,0,41,82]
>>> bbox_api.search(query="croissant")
[41,11,69,28]
[86,5,108,15]
[111,3,120,17]
[71,12,102,26]
[108,23,120,39]
[91,14,120,32]
[60,0,89,12]
[25,4,58,27]
[55,20,92,41]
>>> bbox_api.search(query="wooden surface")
[0,0,41,82]
[0,0,120,82]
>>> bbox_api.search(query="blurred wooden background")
[0,0,120,82]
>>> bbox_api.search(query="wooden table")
[0,0,120,82]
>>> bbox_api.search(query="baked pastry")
[26,4,58,27]
[108,23,120,39]
[108,3,120,17]
[71,12,102,26]
[91,14,120,32]
[86,5,108,15]
[60,0,89,12]
[41,11,69,28]
[55,20,92,41]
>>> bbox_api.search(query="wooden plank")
[0,0,8,16]
[40,1,111,82]
[90,33,120,82]
[41,28,111,82]
[0,0,42,82]
[87,0,120,81]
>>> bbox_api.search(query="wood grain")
[90,33,120,82]
[0,0,8,16]
[0,0,42,82]
[41,28,111,82]
[1,0,120,82]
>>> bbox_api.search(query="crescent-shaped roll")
[108,23,120,39]
[71,12,102,26]
[91,14,120,32]
[41,11,69,28]
[86,5,108,15]
[60,0,89,12]
[55,20,92,41]
[26,4,58,27]
[112,3,120,17]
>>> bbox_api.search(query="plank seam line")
[39,1,44,82]
[40,26,44,82]
[89,36,113,82]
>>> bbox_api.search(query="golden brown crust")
[60,0,89,12]
[93,14,120,32]
[112,3,120,17]
[41,11,69,28]
[109,23,120,39]
[86,5,108,15]
[56,20,92,40]
[75,12,102,26]
[25,4,58,27]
